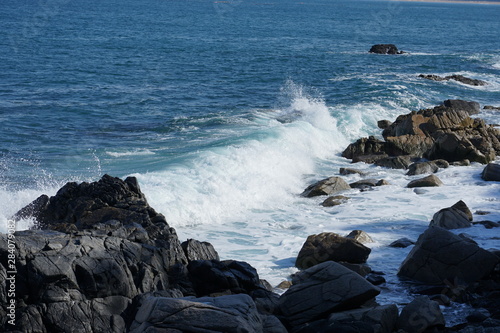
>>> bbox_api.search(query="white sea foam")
[106,149,156,157]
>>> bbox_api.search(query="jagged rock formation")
[342,100,500,166]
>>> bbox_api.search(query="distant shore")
[391,0,500,5]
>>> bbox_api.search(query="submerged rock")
[419,74,487,87]
[301,176,351,197]
[321,195,350,207]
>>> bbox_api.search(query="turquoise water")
[1,0,500,319]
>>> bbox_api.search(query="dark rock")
[339,167,367,176]
[452,159,471,166]
[279,261,381,328]
[0,175,235,332]
[445,75,487,87]
[430,294,451,306]
[397,296,446,333]
[444,99,481,114]
[430,206,472,230]
[484,105,500,111]
[321,195,350,207]
[376,179,391,186]
[419,74,448,82]
[386,135,435,157]
[129,294,263,333]
[339,262,372,277]
[389,237,415,248]
[326,304,398,333]
[452,200,473,221]
[301,176,351,197]
[354,153,390,164]
[398,226,500,285]
[366,273,386,286]
[426,132,492,164]
[346,230,374,244]
[369,44,403,54]
[181,239,219,262]
[295,232,371,269]
[262,314,289,333]
[374,155,412,169]
[407,174,443,188]
[342,136,401,160]
[350,179,379,189]
[482,163,500,181]
[419,74,487,87]
[344,100,500,166]
[473,220,500,229]
[467,310,490,323]
[406,161,440,176]
[187,260,262,297]
[377,119,393,129]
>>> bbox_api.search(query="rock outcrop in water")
[419,74,488,86]
[342,100,500,165]
[369,44,405,55]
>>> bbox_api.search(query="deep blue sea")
[1,0,500,320]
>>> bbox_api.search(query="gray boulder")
[130,294,263,333]
[181,239,219,262]
[406,161,439,176]
[345,230,374,244]
[295,232,371,269]
[328,304,399,333]
[481,163,500,181]
[389,237,415,248]
[444,99,481,114]
[279,261,381,328]
[398,227,499,285]
[407,174,443,188]
[301,176,351,197]
[374,155,412,169]
[430,207,472,229]
[321,195,350,207]
[339,167,367,176]
[397,296,445,333]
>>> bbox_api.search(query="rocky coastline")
[1,100,500,332]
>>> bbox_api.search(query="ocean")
[1,0,499,322]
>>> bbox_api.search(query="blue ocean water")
[1,0,500,320]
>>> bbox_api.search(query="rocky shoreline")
[1,100,500,332]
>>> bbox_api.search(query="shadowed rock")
[397,296,446,333]
[481,163,500,181]
[279,261,381,328]
[181,239,219,262]
[130,294,266,333]
[398,226,499,285]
